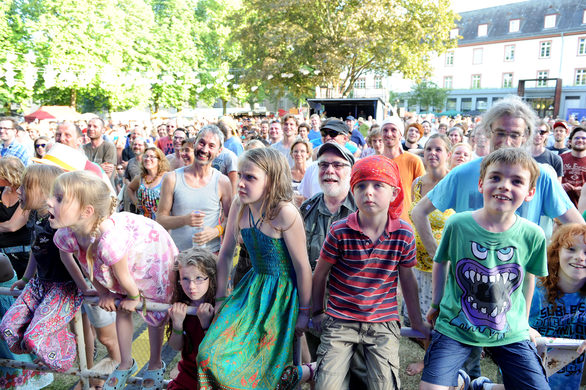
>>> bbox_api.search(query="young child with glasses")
[166,247,216,390]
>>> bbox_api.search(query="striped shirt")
[320,212,415,322]
[1,140,30,166]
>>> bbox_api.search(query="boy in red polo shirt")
[311,155,429,389]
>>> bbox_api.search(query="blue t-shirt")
[530,284,586,390]
[427,157,573,225]
[224,137,243,157]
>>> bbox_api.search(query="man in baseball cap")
[547,120,570,155]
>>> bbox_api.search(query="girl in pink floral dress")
[48,171,178,390]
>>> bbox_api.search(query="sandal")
[275,365,301,390]
[141,360,166,390]
[103,359,138,390]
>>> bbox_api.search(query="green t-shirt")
[434,211,547,347]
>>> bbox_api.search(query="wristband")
[430,303,439,310]
[216,225,224,237]
[127,293,140,300]
[299,306,311,311]
[21,276,29,283]
[312,309,324,317]
[172,328,183,335]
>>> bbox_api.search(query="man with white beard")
[300,142,356,270]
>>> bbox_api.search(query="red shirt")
[167,315,205,390]
[561,153,586,206]
[319,212,415,322]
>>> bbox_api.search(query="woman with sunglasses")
[33,136,51,159]
[127,147,171,220]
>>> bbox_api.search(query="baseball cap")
[317,141,355,166]
[321,119,350,135]
[553,121,568,130]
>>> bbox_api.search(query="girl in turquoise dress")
[197,147,312,389]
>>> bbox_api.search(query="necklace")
[144,174,158,185]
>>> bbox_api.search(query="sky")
[450,0,527,13]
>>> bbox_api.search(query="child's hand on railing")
[98,291,118,312]
[426,307,439,328]
[197,303,214,330]
[529,327,541,345]
[119,297,140,313]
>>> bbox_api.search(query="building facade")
[429,0,586,119]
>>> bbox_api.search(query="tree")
[408,80,450,112]
[234,0,457,98]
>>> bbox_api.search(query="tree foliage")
[234,0,458,98]
[408,80,450,112]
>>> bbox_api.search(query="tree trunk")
[70,89,77,109]
[222,98,227,115]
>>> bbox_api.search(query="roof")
[456,0,586,44]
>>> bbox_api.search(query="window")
[461,98,473,111]
[583,10,586,24]
[544,14,557,29]
[509,19,520,32]
[539,41,551,58]
[478,24,488,37]
[579,37,586,55]
[445,51,454,66]
[450,28,459,39]
[576,69,586,86]
[537,71,549,86]
[354,78,365,89]
[476,98,488,111]
[505,45,515,61]
[471,75,481,89]
[443,76,453,89]
[374,76,382,89]
[473,48,483,64]
[446,98,457,111]
[503,73,513,88]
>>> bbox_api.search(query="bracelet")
[216,225,224,236]
[299,306,311,311]
[21,276,29,283]
[172,328,183,335]
[312,309,324,317]
[430,303,440,310]
[216,296,226,302]
[126,293,140,300]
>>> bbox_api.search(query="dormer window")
[478,24,488,37]
[509,19,520,32]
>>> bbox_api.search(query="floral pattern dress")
[53,212,178,326]
[197,212,298,389]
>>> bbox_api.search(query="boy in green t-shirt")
[420,148,549,389]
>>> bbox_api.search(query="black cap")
[317,141,356,166]
[321,119,349,135]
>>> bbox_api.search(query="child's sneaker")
[457,369,471,390]
[470,376,493,390]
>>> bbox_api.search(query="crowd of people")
[0,96,585,390]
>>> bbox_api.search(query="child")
[471,223,586,390]
[48,170,178,390]
[0,164,85,373]
[311,155,429,389]
[197,148,312,389]
[166,247,216,390]
[421,148,549,390]
[0,253,54,389]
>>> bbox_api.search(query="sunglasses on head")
[321,129,341,138]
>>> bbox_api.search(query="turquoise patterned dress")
[197,212,299,389]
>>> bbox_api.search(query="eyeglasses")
[321,129,341,138]
[318,161,350,170]
[573,136,586,141]
[116,167,125,171]
[537,130,549,136]
[0,127,13,131]
[492,131,524,141]
[182,276,209,284]
[143,155,159,160]
[35,143,47,148]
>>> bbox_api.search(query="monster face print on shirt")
[434,212,547,347]
[453,240,524,336]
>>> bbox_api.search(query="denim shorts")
[421,331,549,389]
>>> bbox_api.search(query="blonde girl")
[197,148,312,389]
[48,171,178,390]
[0,164,84,373]
[166,247,216,390]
